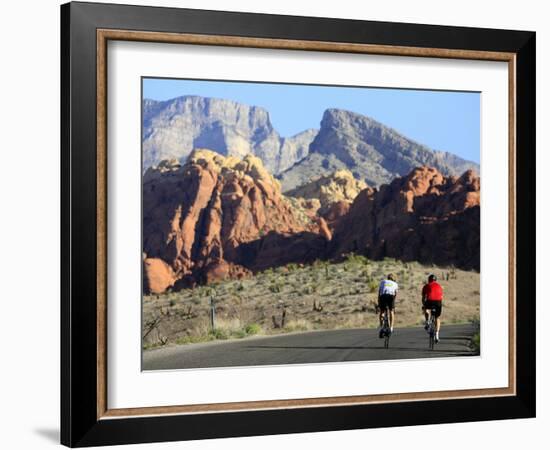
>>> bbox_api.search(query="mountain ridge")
[278,108,479,190]
[142,95,316,174]
[143,95,479,191]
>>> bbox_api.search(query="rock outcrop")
[143,257,177,294]
[278,108,479,190]
[143,156,480,293]
[286,170,368,215]
[330,167,480,270]
[143,96,317,174]
[142,150,322,292]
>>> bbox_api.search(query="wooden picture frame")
[61,1,535,447]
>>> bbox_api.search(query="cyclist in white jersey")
[378,274,399,335]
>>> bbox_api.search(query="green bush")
[302,285,316,295]
[175,334,215,345]
[245,323,262,335]
[233,329,247,339]
[286,263,299,272]
[470,332,480,354]
[346,253,369,266]
[368,280,379,293]
[209,328,228,340]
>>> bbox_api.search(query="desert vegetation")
[143,255,480,350]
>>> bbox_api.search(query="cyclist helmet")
[387,273,396,281]
[428,274,437,282]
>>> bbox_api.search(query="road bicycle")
[427,307,438,350]
[380,307,391,349]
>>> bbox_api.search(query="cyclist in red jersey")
[422,274,444,342]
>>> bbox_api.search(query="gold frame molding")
[96,29,516,420]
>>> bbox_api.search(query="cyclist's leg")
[424,304,431,327]
[378,296,387,328]
[433,303,442,341]
[378,305,384,328]
[435,303,442,333]
[389,296,395,331]
[378,305,388,338]
[422,300,430,325]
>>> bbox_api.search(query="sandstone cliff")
[286,169,368,214]
[143,156,480,293]
[142,150,321,293]
[329,167,480,270]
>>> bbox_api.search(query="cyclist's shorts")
[424,300,442,317]
[378,294,395,311]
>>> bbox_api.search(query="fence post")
[210,295,216,330]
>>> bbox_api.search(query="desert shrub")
[346,253,369,266]
[233,329,247,339]
[286,263,299,272]
[368,280,379,293]
[245,323,262,335]
[302,285,316,295]
[350,286,362,295]
[209,328,228,340]
[470,332,480,354]
[175,334,215,345]
[284,319,313,332]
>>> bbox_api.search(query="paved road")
[143,324,478,370]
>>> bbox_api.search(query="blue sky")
[143,78,480,163]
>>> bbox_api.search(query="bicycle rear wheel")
[384,333,390,348]
[428,310,437,350]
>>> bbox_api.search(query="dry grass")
[143,256,480,349]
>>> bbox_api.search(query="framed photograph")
[61,1,535,447]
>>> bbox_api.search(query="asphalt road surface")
[143,323,478,370]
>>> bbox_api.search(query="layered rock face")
[142,150,321,293]
[285,169,369,230]
[143,96,316,174]
[143,153,480,294]
[279,108,479,190]
[286,170,368,214]
[330,167,481,270]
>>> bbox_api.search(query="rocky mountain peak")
[279,108,479,191]
[142,96,316,175]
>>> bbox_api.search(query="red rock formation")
[142,150,319,292]
[143,258,177,294]
[330,167,480,270]
[143,160,480,294]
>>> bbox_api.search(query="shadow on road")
[245,344,474,355]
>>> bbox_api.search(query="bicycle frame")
[428,307,437,349]
[382,308,391,349]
